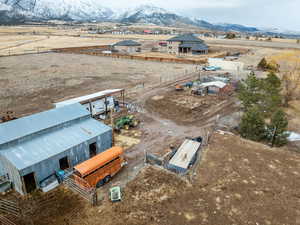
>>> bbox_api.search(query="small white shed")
[54,89,124,117]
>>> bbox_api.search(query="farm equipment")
[191,87,207,96]
[175,84,184,91]
[115,115,139,131]
[184,82,193,88]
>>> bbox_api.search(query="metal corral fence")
[0,199,21,218]
[0,215,17,225]
[145,128,213,176]
[63,177,98,206]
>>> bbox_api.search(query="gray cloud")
[100,0,300,31]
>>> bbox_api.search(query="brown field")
[1,25,300,225]
[1,25,300,57]
[0,52,196,116]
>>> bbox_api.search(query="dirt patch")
[114,129,142,150]
[146,89,236,125]
[58,132,299,225]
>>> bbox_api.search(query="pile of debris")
[0,111,17,123]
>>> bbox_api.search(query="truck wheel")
[104,175,111,183]
[96,179,105,188]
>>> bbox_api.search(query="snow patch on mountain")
[0,0,113,21]
[0,2,12,11]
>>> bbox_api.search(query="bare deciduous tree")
[280,62,300,106]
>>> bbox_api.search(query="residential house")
[166,33,209,55]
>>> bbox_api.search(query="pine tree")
[239,106,266,141]
[268,109,289,147]
[238,72,262,110]
[258,58,268,70]
[260,72,282,115]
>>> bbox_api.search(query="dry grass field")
[1,25,300,225]
[0,52,196,116]
[0,35,120,55]
[1,25,300,57]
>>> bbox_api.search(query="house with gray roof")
[0,103,112,195]
[166,33,209,55]
[113,40,142,54]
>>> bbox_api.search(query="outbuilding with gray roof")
[113,40,142,54]
[0,103,112,195]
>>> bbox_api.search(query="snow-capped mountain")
[119,5,261,32]
[193,20,259,32]
[121,4,170,18]
[0,0,113,21]
[119,4,189,26]
[1,1,298,36]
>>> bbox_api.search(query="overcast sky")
[100,0,300,31]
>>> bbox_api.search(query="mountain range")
[0,1,298,35]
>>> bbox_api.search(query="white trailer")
[54,89,124,117]
[208,58,244,71]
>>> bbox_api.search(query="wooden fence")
[64,178,97,206]
[53,46,207,65]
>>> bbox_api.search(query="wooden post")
[105,97,108,116]
[111,108,114,146]
[122,90,125,107]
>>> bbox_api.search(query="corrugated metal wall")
[0,158,5,176]
[2,129,112,195]
[0,155,24,194]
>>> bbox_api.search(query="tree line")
[237,72,289,147]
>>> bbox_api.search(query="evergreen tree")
[260,72,282,115]
[239,106,266,142]
[238,72,262,110]
[268,109,289,147]
[258,58,268,70]
[225,33,236,39]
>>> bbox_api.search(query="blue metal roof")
[167,33,204,43]
[0,117,112,171]
[0,103,90,146]
[114,40,141,46]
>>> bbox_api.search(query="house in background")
[166,33,209,55]
[113,40,142,54]
[0,103,112,195]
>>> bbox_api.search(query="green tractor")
[115,115,139,131]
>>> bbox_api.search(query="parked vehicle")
[115,115,139,131]
[203,66,221,71]
[175,84,184,91]
[73,147,126,189]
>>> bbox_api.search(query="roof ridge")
[0,103,90,146]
